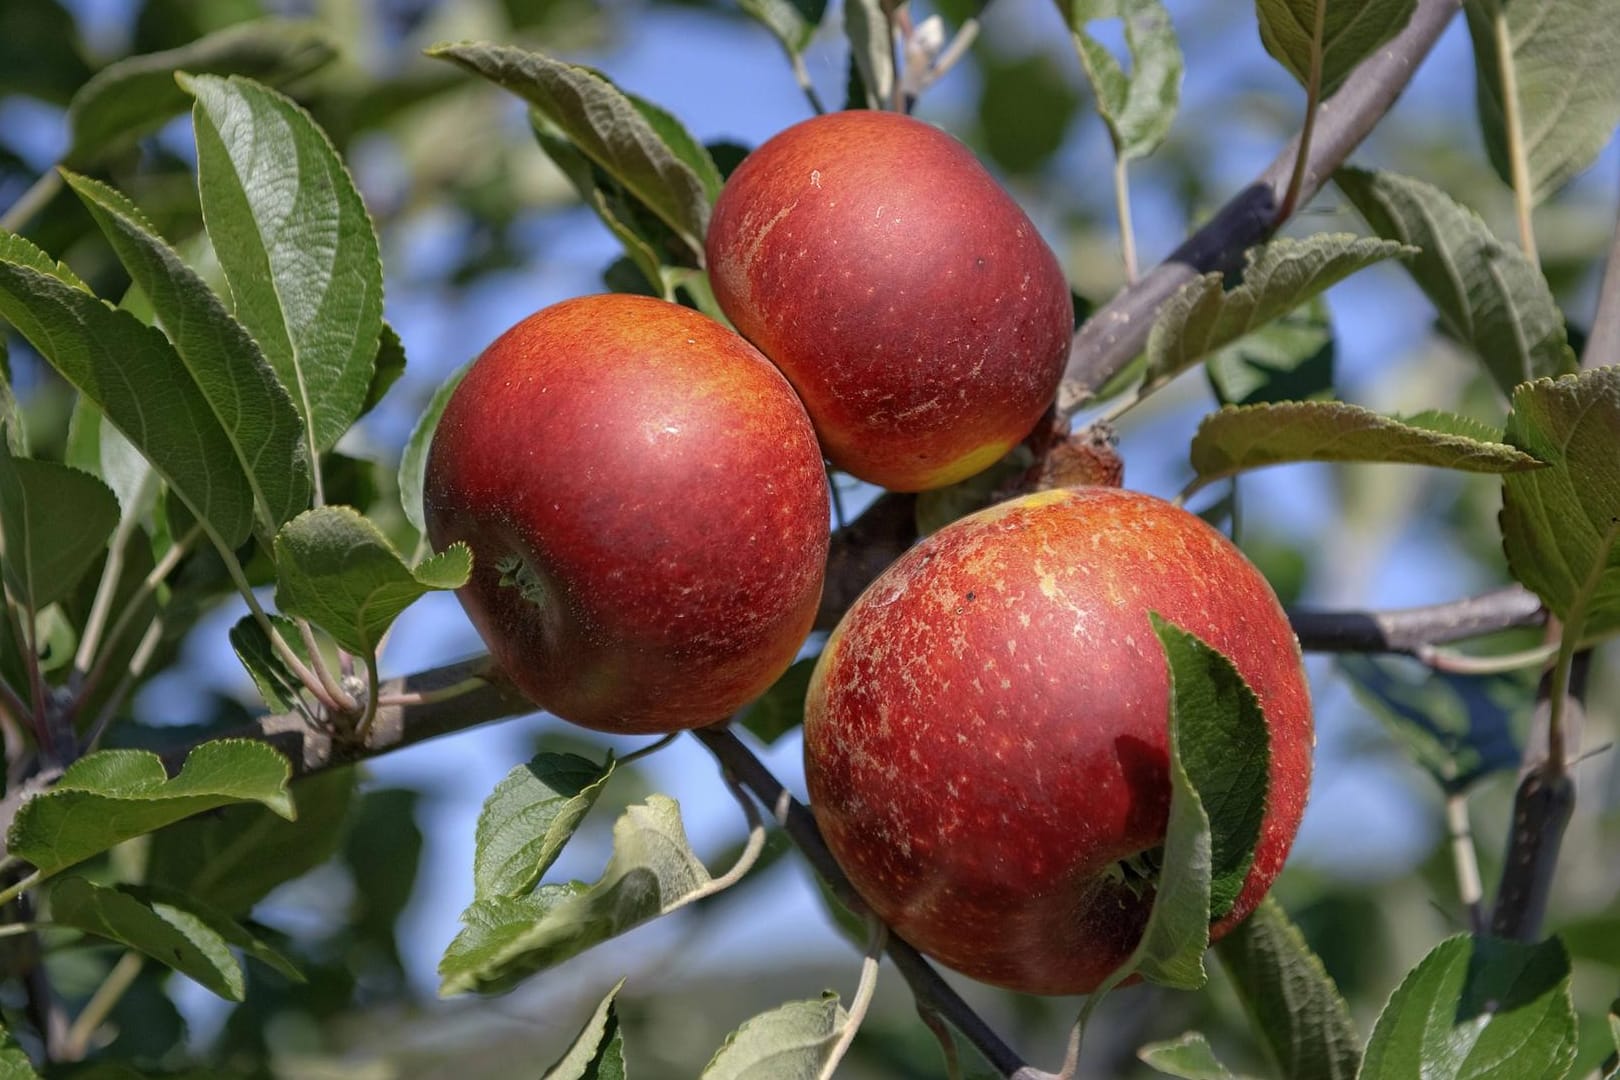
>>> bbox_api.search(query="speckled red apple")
[803,487,1313,995]
[424,294,829,734]
[706,110,1073,493]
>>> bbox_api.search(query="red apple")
[706,111,1073,493]
[803,487,1313,995]
[424,294,829,734]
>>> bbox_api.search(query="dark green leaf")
[1146,235,1408,388]
[701,993,847,1079]
[1257,0,1417,98]
[473,753,615,901]
[428,43,714,257]
[739,0,828,56]
[1137,1032,1238,1079]
[1359,935,1576,1080]
[1465,0,1620,204]
[399,363,469,539]
[1189,401,1542,487]
[1207,295,1335,405]
[439,795,711,995]
[185,73,384,456]
[0,0,92,105]
[1501,368,1620,646]
[361,321,407,417]
[545,978,628,1080]
[9,741,294,877]
[0,338,22,455]
[1338,655,1526,791]
[1063,0,1183,160]
[65,19,339,167]
[0,235,259,547]
[272,505,470,657]
[624,92,723,206]
[1336,168,1576,396]
[228,612,309,714]
[145,768,356,915]
[65,170,312,532]
[0,442,119,610]
[976,52,1081,175]
[1213,897,1361,1080]
[740,657,819,744]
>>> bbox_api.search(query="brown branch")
[1058,0,1462,413]
[1287,585,1546,655]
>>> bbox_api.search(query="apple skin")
[706,110,1073,493]
[803,487,1313,995]
[423,294,830,734]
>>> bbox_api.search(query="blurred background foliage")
[3,0,1620,1076]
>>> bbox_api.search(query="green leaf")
[701,993,847,1080]
[1145,235,1408,389]
[50,878,271,1001]
[0,1022,40,1078]
[399,363,469,539]
[1212,897,1361,1080]
[545,978,628,1080]
[1338,655,1526,792]
[362,321,407,417]
[1207,295,1335,406]
[439,795,712,996]
[0,338,23,456]
[0,443,120,610]
[0,230,89,290]
[185,74,384,457]
[1501,368,1620,646]
[64,171,313,532]
[1336,168,1576,396]
[428,42,714,257]
[228,612,309,714]
[1151,615,1269,922]
[1189,402,1543,488]
[1465,0,1620,205]
[0,0,93,106]
[9,741,294,877]
[145,768,356,915]
[0,236,259,547]
[273,506,470,657]
[1359,935,1576,1080]
[739,657,819,744]
[739,0,828,56]
[1256,0,1417,98]
[473,753,615,902]
[1137,1032,1238,1079]
[1062,0,1183,160]
[624,92,724,206]
[844,0,894,110]
[64,19,339,167]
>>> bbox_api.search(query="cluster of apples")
[424,111,1312,995]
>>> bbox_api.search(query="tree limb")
[1287,585,1546,654]
[1059,0,1462,413]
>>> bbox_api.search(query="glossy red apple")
[424,294,829,734]
[803,487,1313,994]
[706,110,1073,493]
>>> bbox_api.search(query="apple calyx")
[494,553,549,611]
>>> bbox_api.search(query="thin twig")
[1445,792,1486,934]
[1287,585,1545,654]
[0,170,63,234]
[374,675,489,710]
[617,732,679,767]
[1113,156,1139,282]
[917,1001,966,1080]
[1491,6,1538,264]
[1059,0,1461,412]
[63,951,142,1061]
[790,54,827,116]
[819,917,886,1080]
[83,619,163,754]
[298,619,357,716]
[667,764,766,911]
[1413,641,1557,676]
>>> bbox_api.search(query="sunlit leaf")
[844,0,894,110]
[399,363,469,539]
[1206,295,1335,405]
[545,978,628,1080]
[1137,1032,1238,1079]
[701,993,847,1079]
[1062,0,1183,160]
[473,753,615,902]
[739,0,828,57]
[1257,0,1417,98]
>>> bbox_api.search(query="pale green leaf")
[439,795,711,996]
[740,0,828,56]
[1336,167,1576,396]
[0,1023,39,1078]
[1257,0,1417,98]
[1213,897,1360,1080]
[0,236,258,547]
[1189,401,1542,487]
[185,73,383,456]
[1501,367,1620,646]
[65,19,339,166]
[1359,935,1575,1079]
[399,363,469,539]
[474,753,615,901]
[9,741,294,877]
[1145,235,1408,388]
[65,170,313,532]
[1064,0,1183,160]
[1138,1032,1238,1079]
[545,978,628,1080]
[273,506,470,657]
[0,338,21,456]
[428,42,713,257]
[844,0,894,110]
[0,442,119,610]
[1466,0,1620,205]
[701,993,847,1080]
